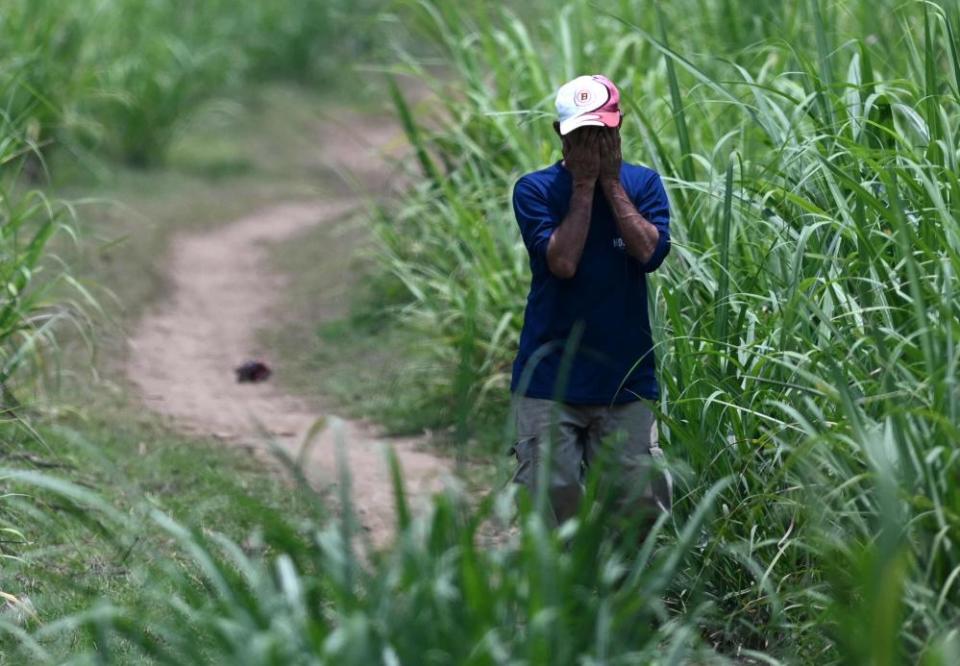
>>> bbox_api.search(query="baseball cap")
[555,74,622,136]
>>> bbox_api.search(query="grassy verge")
[3,399,317,662]
[2,83,347,658]
[51,84,345,330]
[264,210,510,455]
[262,213,447,432]
[248,90,507,450]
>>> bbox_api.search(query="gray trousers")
[509,395,673,528]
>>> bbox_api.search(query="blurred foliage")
[0,0,385,168]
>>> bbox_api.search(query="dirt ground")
[126,112,452,546]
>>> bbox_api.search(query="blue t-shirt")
[510,160,671,405]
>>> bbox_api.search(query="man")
[509,74,673,536]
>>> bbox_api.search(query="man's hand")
[598,128,622,186]
[564,128,600,184]
[548,129,601,279]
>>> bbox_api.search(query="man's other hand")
[565,128,601,184]
[598,129,622,185]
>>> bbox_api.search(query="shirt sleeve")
[512,176,556,259]
[631,172,671,273]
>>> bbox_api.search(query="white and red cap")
[555,74,622,136]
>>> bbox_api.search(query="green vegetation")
[1,402,317,663]
[1,81,342,662]
[0,0,373,651]
[2,0,960,663]
[5,462,730,664]
[365,0,960,661]
[0,130,80,399]
[264,218,454,437]
[1,0,381,169]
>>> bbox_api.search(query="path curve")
[127,118,451,546]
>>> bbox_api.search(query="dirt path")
[127,113,452,546]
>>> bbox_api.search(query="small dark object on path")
[235,360,272,383]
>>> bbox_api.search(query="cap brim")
[595,109,622,127]
[558,110,622,136]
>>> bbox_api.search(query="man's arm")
[546,180,594,279]
[602,180,660,264]
[546,129,600,279]
[598,130,661,264]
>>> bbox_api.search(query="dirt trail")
[127,113,451,546]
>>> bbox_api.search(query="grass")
[255,96,509,450]
[342,0,960,661]
[1,397,317,663]
[6,434,735,665]
[263,264,443,434]
[4,0,960,663]
[264,213,502,445]
[49,84,344,337]
[0,0,389,169]
[1,83,349,660]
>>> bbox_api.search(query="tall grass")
[0,116,87,410]
[0,0,386,169]
[0,2,94,176]
[2,450,742,664]
[363,0,960,660]
[3,0,960,662]
[0,112,93,654]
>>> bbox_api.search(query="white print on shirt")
[612,237,626,250]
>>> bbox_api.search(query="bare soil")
[127,112,451,546]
